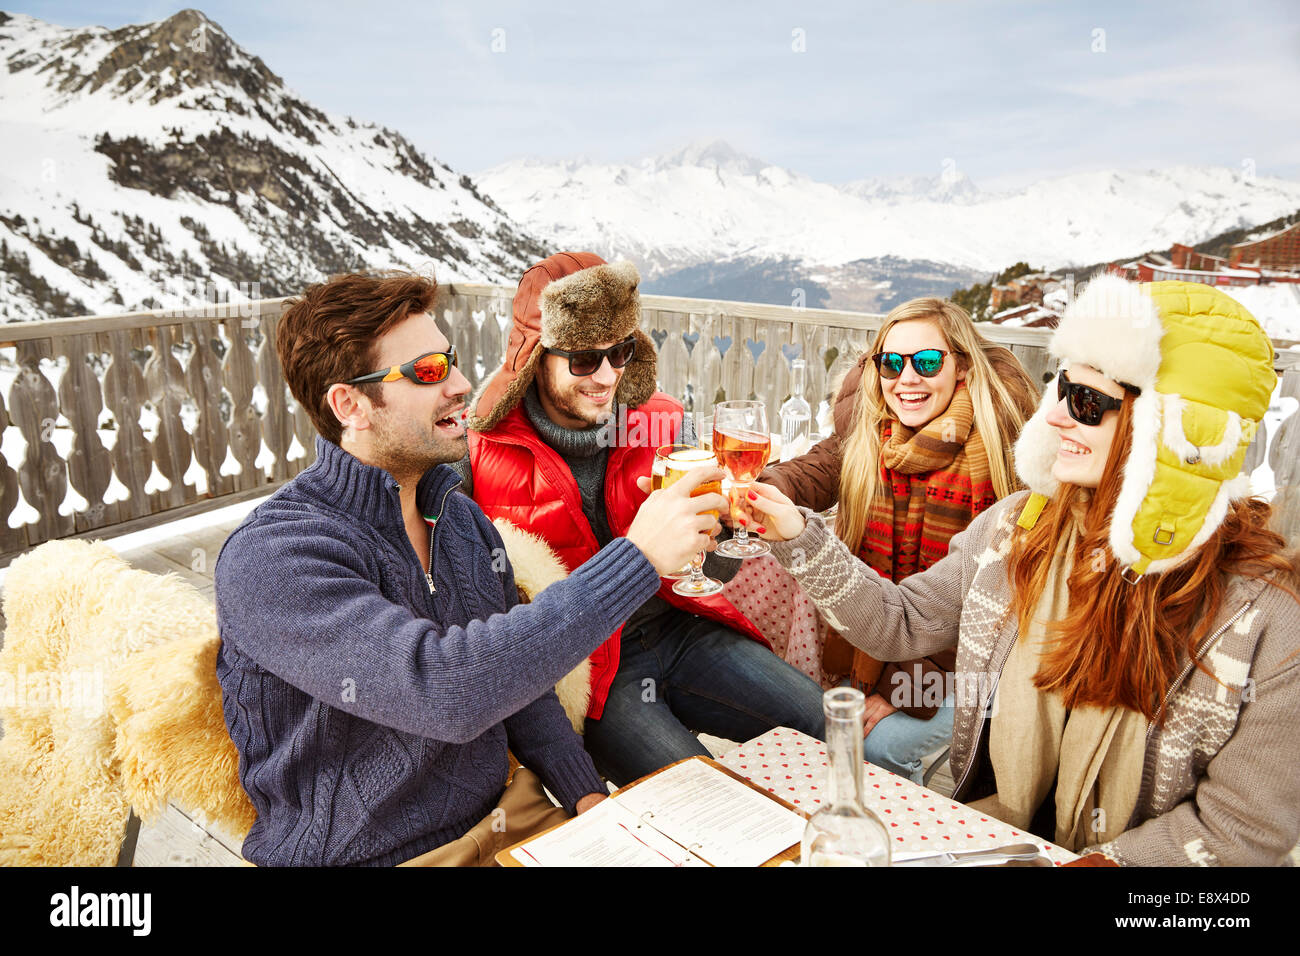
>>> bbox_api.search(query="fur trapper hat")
[469,252,657,431]
[1014,275,1276,577]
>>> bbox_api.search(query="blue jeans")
[863,694,955,785]
[583,610,827,786]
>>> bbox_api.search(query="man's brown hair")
[275,272,438,445]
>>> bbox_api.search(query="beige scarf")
[976,525,1147,852]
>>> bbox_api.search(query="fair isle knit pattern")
[770,492,1300,866]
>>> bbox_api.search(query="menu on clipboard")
[501,756,807,867]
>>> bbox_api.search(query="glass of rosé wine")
[712,400,772,559]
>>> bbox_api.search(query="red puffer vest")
[468,393,768,719]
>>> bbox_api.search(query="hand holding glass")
[654,444,725,596]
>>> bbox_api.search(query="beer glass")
[655,444,724,596]
[712,400,772,558]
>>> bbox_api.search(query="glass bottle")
[779,359,812,461]
[801,687,891,866]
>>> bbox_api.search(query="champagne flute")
[712,400,772,559]
[655,444,725,597]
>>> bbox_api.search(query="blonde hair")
[835,297,1032,551]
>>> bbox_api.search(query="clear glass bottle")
[779,358,812,461]
[801,688,891,866]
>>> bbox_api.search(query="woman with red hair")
[739,276,1300,864]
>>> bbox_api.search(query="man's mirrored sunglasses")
[543,336,636,377]
[346,346,458,386]
[1057,370,1140,426]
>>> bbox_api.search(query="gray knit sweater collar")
[522,384,619,459]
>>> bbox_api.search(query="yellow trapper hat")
[1013,276,1277,577]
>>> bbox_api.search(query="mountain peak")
[0,10,548,323]
[654,140,770,176]
[3,8,283,108]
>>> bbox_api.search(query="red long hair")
[1008,397,1299,720]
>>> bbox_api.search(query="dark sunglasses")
[543,336,636,377]
[1057,371,1139,426]
[872,349,951,379]
[345,346,458,386]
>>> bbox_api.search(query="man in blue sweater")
[214,272,725,866]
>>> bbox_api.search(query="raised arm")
[765,509,967,661]
[740,482,1001,662]
[215,522,658,745]
[759,432,843,513]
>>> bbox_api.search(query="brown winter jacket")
[761,346,1040,717]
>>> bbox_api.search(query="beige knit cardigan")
[769,491,1300,866]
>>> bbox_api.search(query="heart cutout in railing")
[128,346,154,374]
[209,337,227,361]
[682,331,701,355]
[171,341,196,373]
[650,328,668,352]
[781,343,802,367]
[745,338,766,364]
[713,335,733,358]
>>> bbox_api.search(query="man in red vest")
[460,252,825,785]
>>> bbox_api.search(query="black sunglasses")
[345,346,458,386]
[543,336,636,377]
[1057,370,1139,426]
[872,349,951,379]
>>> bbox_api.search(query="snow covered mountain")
[0,9,547,322]
[477,141,1300,280]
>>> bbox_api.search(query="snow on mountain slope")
[0,9,546,322]
[477,142,1300,278]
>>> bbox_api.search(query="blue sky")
[10,1,1300,186]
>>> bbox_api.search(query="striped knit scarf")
[858,384,995,581]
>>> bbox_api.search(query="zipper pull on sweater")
[423,509,442,595]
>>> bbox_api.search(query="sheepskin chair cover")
[109,633,256,840]
[0,539,250,865]
[492,518,592,732]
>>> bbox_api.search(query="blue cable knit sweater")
[214,437,660,866]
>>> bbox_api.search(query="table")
[717,727,1078,865]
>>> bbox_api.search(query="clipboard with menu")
[497,756,808,867]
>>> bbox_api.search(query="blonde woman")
[761,298,1037,783]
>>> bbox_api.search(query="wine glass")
[655,444,725,596]
[712,400,772,559]
[650,449,692,580]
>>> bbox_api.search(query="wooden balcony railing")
[1,283,1297,568]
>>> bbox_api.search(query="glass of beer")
[651,450,691,579]
[712,400,772,558]
[655,444,725,596]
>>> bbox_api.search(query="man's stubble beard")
[538,373,617,430]
[369,407,467,479]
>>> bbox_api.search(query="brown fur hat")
[469,252,657,431]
